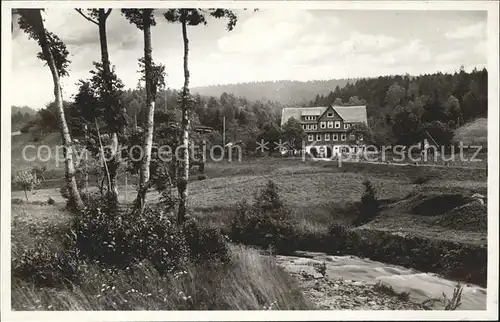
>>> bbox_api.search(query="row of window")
[304,112,335,120]
[303,124,318,130]
[302,122,351,130]
[307,133,363,142]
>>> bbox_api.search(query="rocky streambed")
[276,251,486,310]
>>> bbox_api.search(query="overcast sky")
[11,8,487,109]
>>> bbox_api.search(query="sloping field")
[362,186,487,246]
[11,132,64,173]
[453,118,487,147]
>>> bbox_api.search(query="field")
[11,142,488,310]
[13,156,487,240]
[453,118,488,147]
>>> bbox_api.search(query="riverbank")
[275,252,486,310]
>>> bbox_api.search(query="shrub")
[11,198,25,205]
[327,223,355,254]
[12,169,40,202]
[412,175,430,184]
[181,217,230,263]
[373,282,410,302]
[68,194,229,275]
[11,218,82,288]
[313,261,327,277]
[197,174,207,181]
[229,181,298,252]
[355,180,381,225]
[254,180,284,211]
[68,195,187,274]
[12,243,81,288]
[47,197,55,205]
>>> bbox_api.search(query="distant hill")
[12,105,36,115]
[191,79,353,105]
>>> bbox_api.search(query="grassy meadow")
[10,133,488,310]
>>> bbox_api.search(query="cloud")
[378,39,432,66]
[473,40,487,61]
[444,22,486,39]
[10,9,488,109]
[217,9,339,54]
[339,32,399,55]
[217,10,308,54]
[435,50,465,63]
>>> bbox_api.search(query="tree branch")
[75,9,98,25]
[105,9,112,19]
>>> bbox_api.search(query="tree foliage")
[309,68,487,146]
[17,10,70,77]
[281,117,305,150]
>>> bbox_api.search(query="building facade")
[280,105,368,157]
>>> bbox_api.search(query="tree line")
[307,67,488,147]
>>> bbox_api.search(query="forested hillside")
[192,79,352,105]
[22,67,487,150]
[308,67,488,147]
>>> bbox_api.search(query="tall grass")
[12,246,311,310]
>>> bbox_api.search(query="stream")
[276,251,486,310]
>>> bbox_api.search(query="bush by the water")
[230,180,298,252]
[354,180,381,225]
[321,227,487,287]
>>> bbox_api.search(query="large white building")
[280,105,368,157]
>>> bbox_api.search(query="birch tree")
[17,9,84,210]
[122,9,160,214]
[164,9,238,225]
[75,9,127,203]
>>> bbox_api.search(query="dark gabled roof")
[281,105,367,126]
[333,106,368,124]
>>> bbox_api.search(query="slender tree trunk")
[136,9,155,214]
[28,10,84,210]
[98,9,120,202]
[177,15,190,225]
